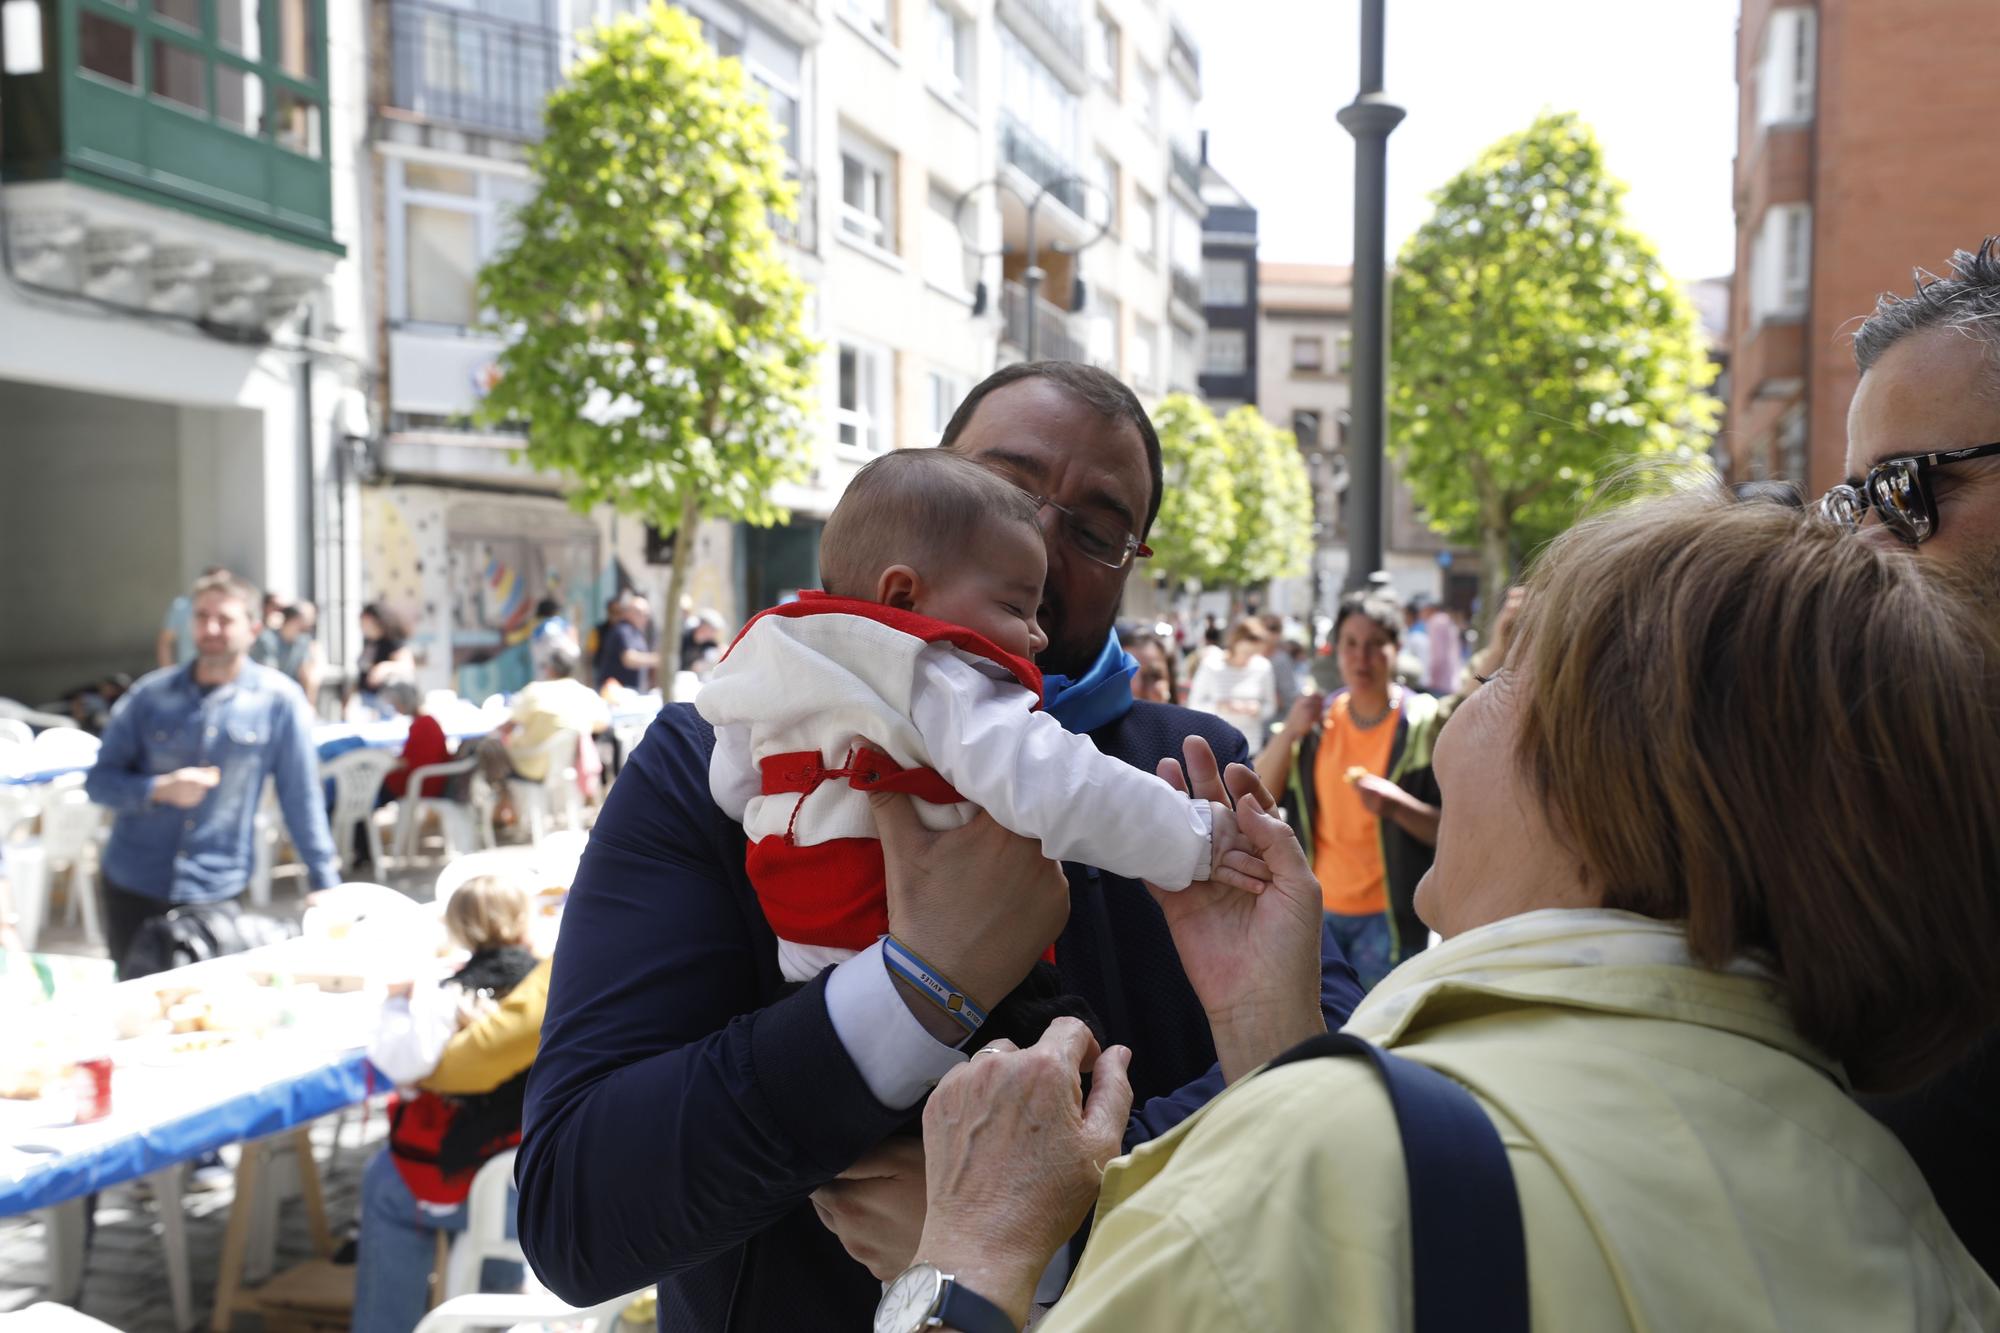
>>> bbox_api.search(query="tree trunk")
[662,486,701,670]
[1477,518,1512,642]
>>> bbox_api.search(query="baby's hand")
[1206,800,1275,895]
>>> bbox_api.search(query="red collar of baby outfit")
[724,591,1044,701]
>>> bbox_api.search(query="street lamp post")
[1336,0,1404,594]
[955,173,1112,363]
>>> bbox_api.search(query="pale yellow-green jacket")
[1045,910,2000,1332]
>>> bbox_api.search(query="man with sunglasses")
[517,360,1360,1330]
[1820,238,2000,1278]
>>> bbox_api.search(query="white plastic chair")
[393,755,484,861]
[443,1148,524,1301]
[498,730,583,848]
[302,880,424,930]
[531,829,589,891]
[432,848,534,912]
[0,699,76,730]
[0,719,33,747]
[0,784,48,948]
[26,726,100,774]
[37,774,105,947]
[323,748,402,874]
[414,1291,644,1333]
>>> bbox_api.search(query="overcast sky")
[1183,0,1741,284]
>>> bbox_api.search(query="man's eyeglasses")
[1025,494,1153,571]
[1816,441,2000,546]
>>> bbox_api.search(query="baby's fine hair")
[819,449,1042,598]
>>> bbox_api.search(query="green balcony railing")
[0,0,338,252]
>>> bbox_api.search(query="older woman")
[885,494,2000,1332]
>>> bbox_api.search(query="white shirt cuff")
[824,940,969,1110]
[1188,799,1215,885]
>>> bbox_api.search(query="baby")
[697,448,1266,998]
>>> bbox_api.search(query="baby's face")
[913,519,1050,661]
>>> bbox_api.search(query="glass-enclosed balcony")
[387,0,563,142]
[0,0,337,252]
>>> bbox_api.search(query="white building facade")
[352,0,1203,695]
[0,0,371,707]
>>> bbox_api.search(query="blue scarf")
[1042,630,1138,735]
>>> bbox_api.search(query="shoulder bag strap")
[1266,1031,1530,1333]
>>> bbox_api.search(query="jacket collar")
[1344,908,1841,1084]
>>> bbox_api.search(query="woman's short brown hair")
[1224,617,1272,651]
[1513,490,2000,1092]
[444,875,533,953]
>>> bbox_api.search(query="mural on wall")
[358,489,448,678]
[446,531,597,696]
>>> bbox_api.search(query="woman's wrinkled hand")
[913,1018,1133,1328]
[1150,736,1328,1083]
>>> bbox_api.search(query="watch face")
[875,1263,943,1333]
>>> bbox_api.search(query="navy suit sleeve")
[1121,722,1366,1149]
[517,707,911,1305]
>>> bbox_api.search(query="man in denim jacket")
[87,570,340,975]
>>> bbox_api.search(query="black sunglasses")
[1816,441,2000,545]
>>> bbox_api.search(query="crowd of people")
[507,244,2000,1333]
[26,242,2000,1333]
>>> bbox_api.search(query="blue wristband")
[882,936,989,1035]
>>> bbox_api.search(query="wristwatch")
[874,1262,1017,1333]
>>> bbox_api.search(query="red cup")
[73,1057,113,1124]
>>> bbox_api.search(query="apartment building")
[354,0,1201,691]
[1726,0,2000,495]
[0,0,371,703]
[1258,262,1472,617]
[1196,146,1255,408]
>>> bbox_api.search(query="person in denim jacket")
[87,571,340,976]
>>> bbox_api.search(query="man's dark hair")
[820,449,1041,598]
[1854,237,2000,376]
[938,361,1165,536]
[536,596,562,620]
[1333,591,1404,647]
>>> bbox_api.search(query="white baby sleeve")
[707,720,760,823]
[908,652,1214,889]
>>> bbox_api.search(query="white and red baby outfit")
[696,592,1218,982]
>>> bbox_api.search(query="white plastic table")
[0,943,385,1329]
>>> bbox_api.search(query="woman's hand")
[915,1018,1133,1329]
[1151,737,1327,1083]
[1280,689,1324,742]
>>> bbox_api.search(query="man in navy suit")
[518,361,1361,1330]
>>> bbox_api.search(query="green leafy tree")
[1389,110,1720,624]
[1148,394,1239,591]
[1217,404,1315,596]
[478,1,818,623]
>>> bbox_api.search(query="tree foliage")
[477,1,818,621]
[1389,110,1720,622]
[1148,395,1313,597]
[1217,404,1315,589]
[1149,394,1239,589]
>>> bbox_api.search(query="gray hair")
[1854,238,2000,376]
[381,681,421,715]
